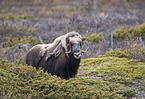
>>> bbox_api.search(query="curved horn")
[81,50,87,53]
[65,42,71,54]
[65,50,71,54]
[81,47,89,53]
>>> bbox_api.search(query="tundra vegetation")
[1,51,145,98]
[0,0,145,98]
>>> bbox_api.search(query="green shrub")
[113,23,145,39]
[123,45,145,61]
[98,48,129,58]
[2,35,40,49]
[98,47,145,62]
[0,13,33,21]
[18,14,33,19]
[1,54,144,98]
[83,32,103,43]
[0,13,16,21]
[0,58,122,99]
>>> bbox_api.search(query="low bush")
[124,45,145,61]
[83,32,103,43]
[99,47,145,62]
[98,48,129,58]
[2,35,40,49]
[0,13,33,21]
[1,52,144,98]
[113,23,145,39]
[0,58,122,98]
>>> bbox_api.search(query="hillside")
[0,53,145,98]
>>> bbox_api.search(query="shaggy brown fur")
[24,32,85,79]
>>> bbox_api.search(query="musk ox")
[24,32,87,79]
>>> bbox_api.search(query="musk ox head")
[44,31,87,60]
[65,35,86,59]
[62,31,87,59]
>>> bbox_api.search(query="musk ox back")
[24,32,87,79]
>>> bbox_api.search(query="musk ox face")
[65,36,86,59]
[71,42,81,59]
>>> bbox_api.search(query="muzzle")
[65,42,88,59]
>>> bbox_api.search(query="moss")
[79,56,145,97]
[80,56,145,80]
[106,76,134,84]
[117,89,136,97]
